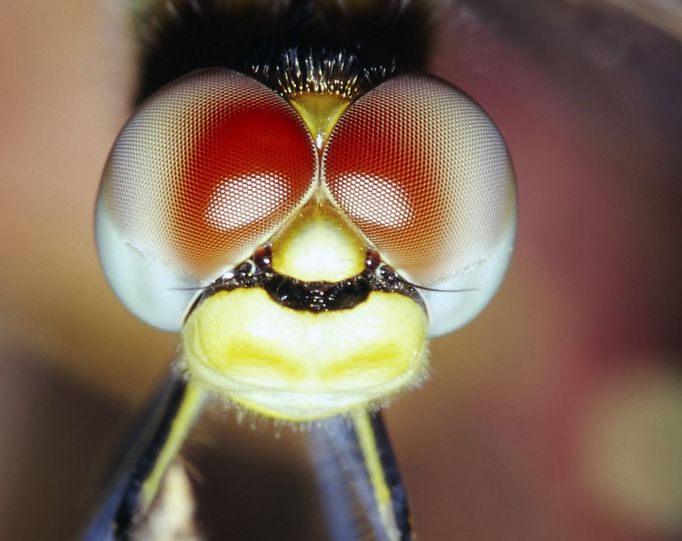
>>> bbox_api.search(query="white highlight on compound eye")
[331,172,414,229]
[205,172,290,231]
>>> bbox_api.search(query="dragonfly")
[83,0,516,539]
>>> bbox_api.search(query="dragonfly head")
[95,67,516,421]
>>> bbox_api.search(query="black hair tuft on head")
[135,0,437,103]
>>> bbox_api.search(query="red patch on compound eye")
[170,101,317,273]
[322,74,514,284]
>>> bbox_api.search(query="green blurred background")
[1,1,681,539]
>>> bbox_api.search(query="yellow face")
[181,201,429,421]
[183,289,428,422]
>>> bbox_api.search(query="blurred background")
[1,0,681,539]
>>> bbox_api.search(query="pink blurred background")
[0,1,681,539]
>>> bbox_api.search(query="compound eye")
[322,74,516,335]
[96,69,317,330]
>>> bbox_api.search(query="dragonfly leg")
[309,410,413,541]
[82,374,206,540]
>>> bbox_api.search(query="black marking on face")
[187,246,425,317]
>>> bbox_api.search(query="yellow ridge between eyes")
[289,92,351,150]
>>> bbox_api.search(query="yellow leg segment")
[139,381,207,515]
[352,410,402,541]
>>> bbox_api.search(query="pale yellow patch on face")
[181,288,428,421]
[271,202,366,282]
